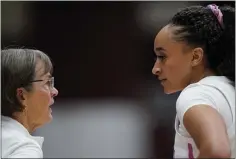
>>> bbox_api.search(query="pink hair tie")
[207,4,224,28]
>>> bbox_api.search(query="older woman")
[1,48,58,158]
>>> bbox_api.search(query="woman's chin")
[163,87,182,95]
[45,108,53,123]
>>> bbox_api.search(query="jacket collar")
[1,116,44,147]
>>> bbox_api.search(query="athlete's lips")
[159,78,167,85]
[159,78,167,81]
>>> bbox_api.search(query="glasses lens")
[51,77,54,88]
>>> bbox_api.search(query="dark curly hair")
[169,5,235,82]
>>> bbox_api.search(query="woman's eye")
[46,81,51,86]
[155,55,166,61]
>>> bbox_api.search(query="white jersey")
[174,76,235,158]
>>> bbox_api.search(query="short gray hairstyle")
[1,48,53,117]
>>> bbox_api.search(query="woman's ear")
[16,88,25,100]
[16,88,27,107]
[191,47,204,66]
[191,47,204,67]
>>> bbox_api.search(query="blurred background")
[1,1,234,158]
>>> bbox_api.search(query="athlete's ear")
[191,47,204,67]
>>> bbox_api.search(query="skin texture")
[152,25,208,94]
[152,25,231,158]
[184,105,231,158]
[14,59,58,133]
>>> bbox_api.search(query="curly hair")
[169,5,235,82]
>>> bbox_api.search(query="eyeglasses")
[30,77,54,89]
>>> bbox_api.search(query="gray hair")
[1,48,53,117]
